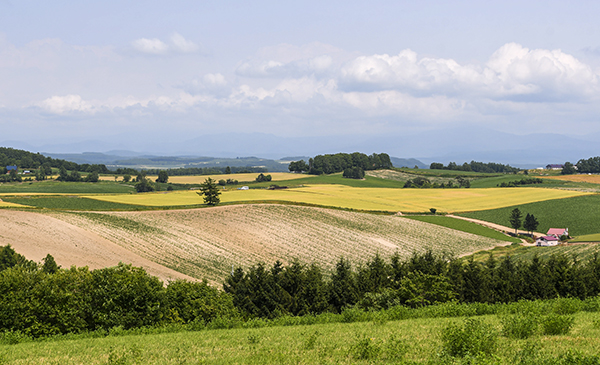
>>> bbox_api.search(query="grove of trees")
[429,161,520,174]
[289,153,392,175]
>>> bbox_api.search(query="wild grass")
[458,194,600,236]
[463,242,600,263]
[405,215,521,243]
[3,302,600,364]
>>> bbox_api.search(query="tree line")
[4,244,600,338]
[429,161,520,174]
[575,156,600,174]
[0,147,110,174]
[289,153,392,175]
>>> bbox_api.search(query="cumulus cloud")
[131,33,199,55]
[339,43,600,102]
[39,95,93,114]
[179,73,229,97]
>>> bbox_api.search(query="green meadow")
[405,215,521,243]
[458,194,600,237]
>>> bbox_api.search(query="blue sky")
[1,1,600,157]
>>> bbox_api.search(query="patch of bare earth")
[46,205,509,284]
[0,210,193,283]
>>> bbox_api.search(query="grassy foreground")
[3,311,600,364]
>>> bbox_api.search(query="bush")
[441,318,498,358]
[541,314,575,335]
[501,314,539,339]
[350,335,380,360]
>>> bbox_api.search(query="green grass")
[468,175,562,189]
[250,173,407,188]
[3,311,600,364]
[463,242,600,263]
[0,181,135,194]
[571,233,600,243]
[396,167,503,178]
[1,196,142,211]
[458,194,600,236]
[405,215,521,243]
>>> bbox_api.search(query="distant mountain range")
[2,127,597,169]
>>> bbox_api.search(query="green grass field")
[0,196,143,211]
[405,215,521,243]
[3,311,600,364]
[464,242,600,263]
[458,194,600,237]
[571,233,600,243]
[250,173,407,188]
[0,181,135,194]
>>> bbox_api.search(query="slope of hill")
[33,204,512,284]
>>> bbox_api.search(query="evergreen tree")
[509,208,522,234]
[329,258,358,312]
[198,177,221,205]
[523,213,539,235]
[41,254,60,274]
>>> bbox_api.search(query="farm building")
[238,186,249,190]
[536,236,560,247]
[547,228,568,238]
[546,164,564,170]
[6,166,17,173]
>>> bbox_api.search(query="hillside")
[5,205,512,284]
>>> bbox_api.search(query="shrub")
[550,297,582,315]
[440,318,498,358]
[350,335,380,360]
[541,314,575,335]
[501,314,539,339]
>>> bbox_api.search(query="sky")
[1,1,600,159]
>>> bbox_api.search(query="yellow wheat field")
[0,201,28,208]
[85,185,589,213]
[99,172,306,183]
[540,174,600,184]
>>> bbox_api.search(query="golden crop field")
[0,201,28,207]
[540,174,600,184]
[99,172,306,183]
[85,185,588,213]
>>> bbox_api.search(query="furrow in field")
[44,204,509,284]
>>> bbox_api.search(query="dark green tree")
[509,208,522,234]
[328,257,358,312]
[41,254,60,274]
[198,177,221,205]
[561,162,576,175]
[85,171,99,182]
[156,170,169,183]
[225,166,231,174]
[523,213,539,235]
[135,177,155,192]
[122,174,131,182]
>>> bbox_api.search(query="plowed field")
[541,174,600,184]
[38,205,511,283]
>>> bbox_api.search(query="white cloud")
[39,95,93,114]
[131,33,199,55]
[131,38,169,55]
[170,33,199,53]
[339,43,600,102]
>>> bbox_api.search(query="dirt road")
[446,214,543,246]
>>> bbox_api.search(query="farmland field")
[4,311,600,364]
[0,196,142,211]
[404,215,521,243]
[540,174,600,184]
[37,204,510,283]
[458,194,600,237]
[99,172,308,184]
[464,241,600,263]
[85,186,588,213]
[571,233,600,243]
[0,181,134,194]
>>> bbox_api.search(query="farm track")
[447,214,542,246]
[38,204,512,284]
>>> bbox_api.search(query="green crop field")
[0,196,143,211]
[4,310,600,364]
[458,194,600,237]
[405,215,521,243]
[0,181,135,194]
[464,242,600,263]
[468,175,562,189]
[571,233,600,243]
[251,173,407,188]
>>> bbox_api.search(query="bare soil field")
[540,174,600,184]
[36,205,512,284]
[0,210,193,282]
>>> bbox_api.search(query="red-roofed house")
[536,235,560,247]
[547,228,568,239]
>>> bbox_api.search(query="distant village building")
[536,236,560,247]
[546,164,564,170]
[547,228,568,238]
[6,166,17,174]
[238,186,249,190]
